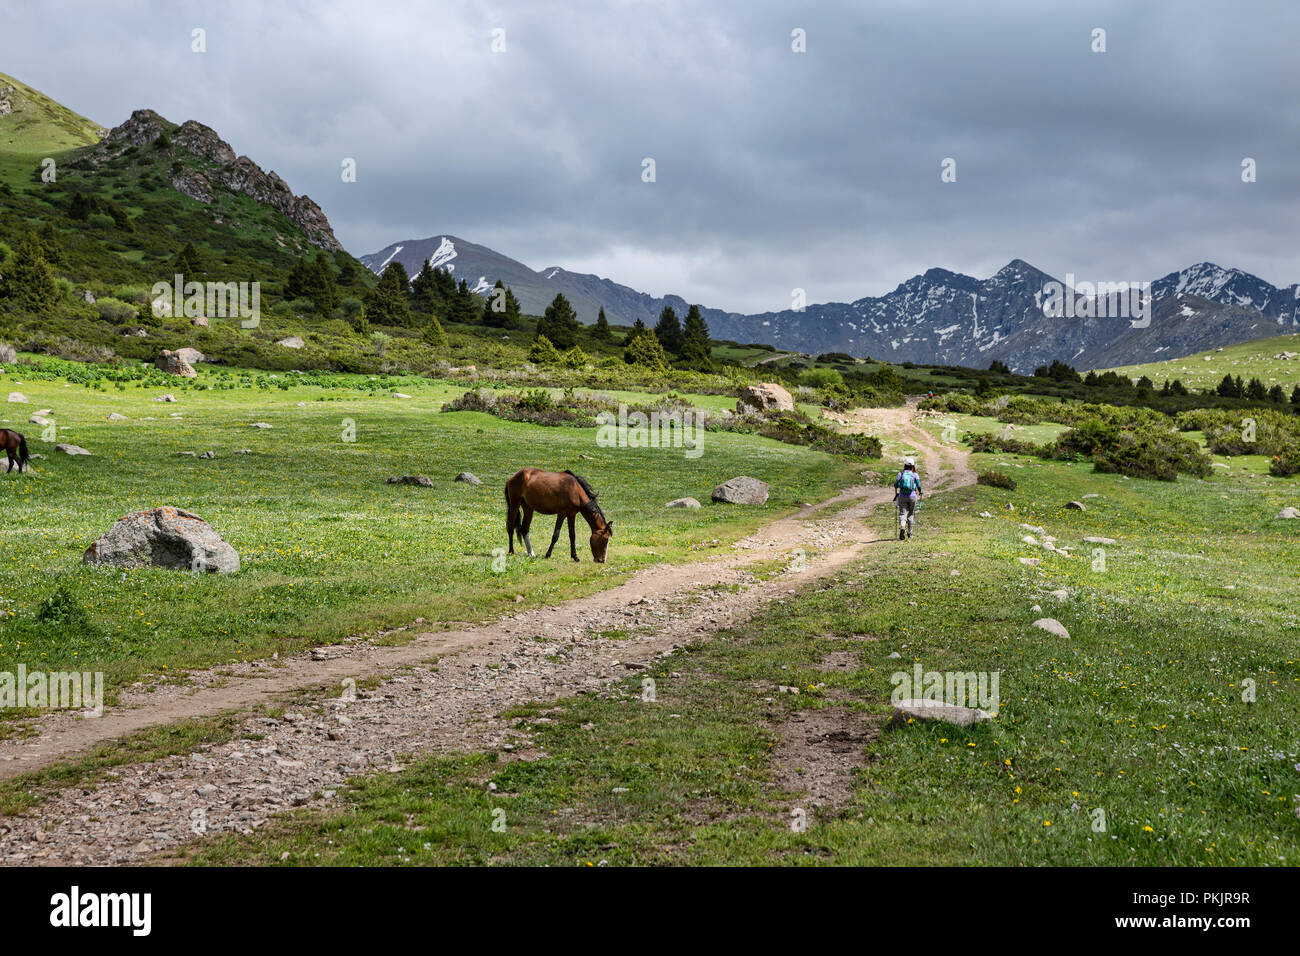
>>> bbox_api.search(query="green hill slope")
[0,72,103,153]
[1104,331,1300,391]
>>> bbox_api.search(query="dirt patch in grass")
[811,650,861,672]
[769,706,879,812]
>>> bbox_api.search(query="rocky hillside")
[66,108,341,252]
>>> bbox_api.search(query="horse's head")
[590,520,613,563]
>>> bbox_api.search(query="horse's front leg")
[568,514,579,561]
[545,514,564,558]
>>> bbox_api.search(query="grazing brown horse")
[0,429,29,473]
[505,468,613,562]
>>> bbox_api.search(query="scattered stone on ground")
[108,412,127,421]
[55,444,91,456]
[388,475,433,487]
[1032,617,1070,639]
[666,497,701,509]
[1083,536,1117,544]
[277,336,305,349]
[1276,507,1300,520]
[887,699,992,729]
[1065,500,1086,511]
[154,394,177,403]
[454,472,482,485]
[7,392,27,403]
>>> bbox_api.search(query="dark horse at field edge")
[1,429,30,473]
[505,468,613,562]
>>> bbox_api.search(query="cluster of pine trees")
[622,304,712,370]
[1217,373,1297,405]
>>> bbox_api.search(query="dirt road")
[0,403,971,865]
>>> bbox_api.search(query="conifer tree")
[0,231,58,313]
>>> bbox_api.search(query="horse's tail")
[18,435,28,465]
[505,479,524,534]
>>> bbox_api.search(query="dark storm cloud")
[4,0,1298,311]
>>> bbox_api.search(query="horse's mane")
[564,470,598,500]
[564,470,607,524]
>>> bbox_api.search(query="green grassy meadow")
[185,420,1300,866]
[0,363,857,707]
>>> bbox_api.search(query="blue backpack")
[896,470,920,496]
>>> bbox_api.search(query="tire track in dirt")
[0,404,972,865]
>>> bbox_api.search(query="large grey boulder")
[711,476,769,505]
[0,343,16,364]
[83,507,239,573]
[737,382,793,414]
[155,349,197,377]
[174,347,205,365]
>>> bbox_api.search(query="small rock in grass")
[7,392,28,403]
[1065,501,1086,511]
[1018,557,1040,567]
[887,699,993,729]
[387,475,432,487]
[55,443,91,456]
[665,497,701,509]
[1083,536,1116,545]
[108,412,127,421]
[1032,618,1070,639]
[454,471,482,485]
[1047,589,1070,601]
[1276,507,1300,520]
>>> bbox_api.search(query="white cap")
[904,456,916,467]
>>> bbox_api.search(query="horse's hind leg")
[545,514,564,558]
[521,505,536,557]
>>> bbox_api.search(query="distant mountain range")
[363,236,1300,371]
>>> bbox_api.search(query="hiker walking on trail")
[893,456,922,540]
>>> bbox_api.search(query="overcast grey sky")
[5,0,1298,312]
